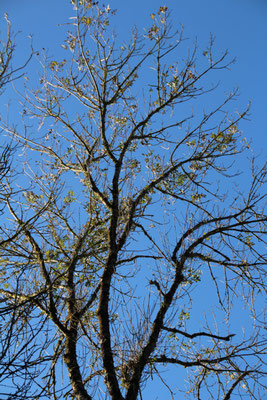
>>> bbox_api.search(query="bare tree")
[0,2,266,399]
[0,14,14,185]
[0,16,38,400]
[0,12,33,185]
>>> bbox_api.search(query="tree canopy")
[0,2,266,399]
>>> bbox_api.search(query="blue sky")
[0,0,266,399]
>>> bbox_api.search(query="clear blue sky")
[0,0,266,398]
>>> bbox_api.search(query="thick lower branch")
[64,334,92,400]
[125,262,184,400]
[162,326,235,341]
[97,252,124,400]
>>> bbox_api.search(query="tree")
[0,2,266,399]
[0,16,38,400]
[0,14,14,184]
